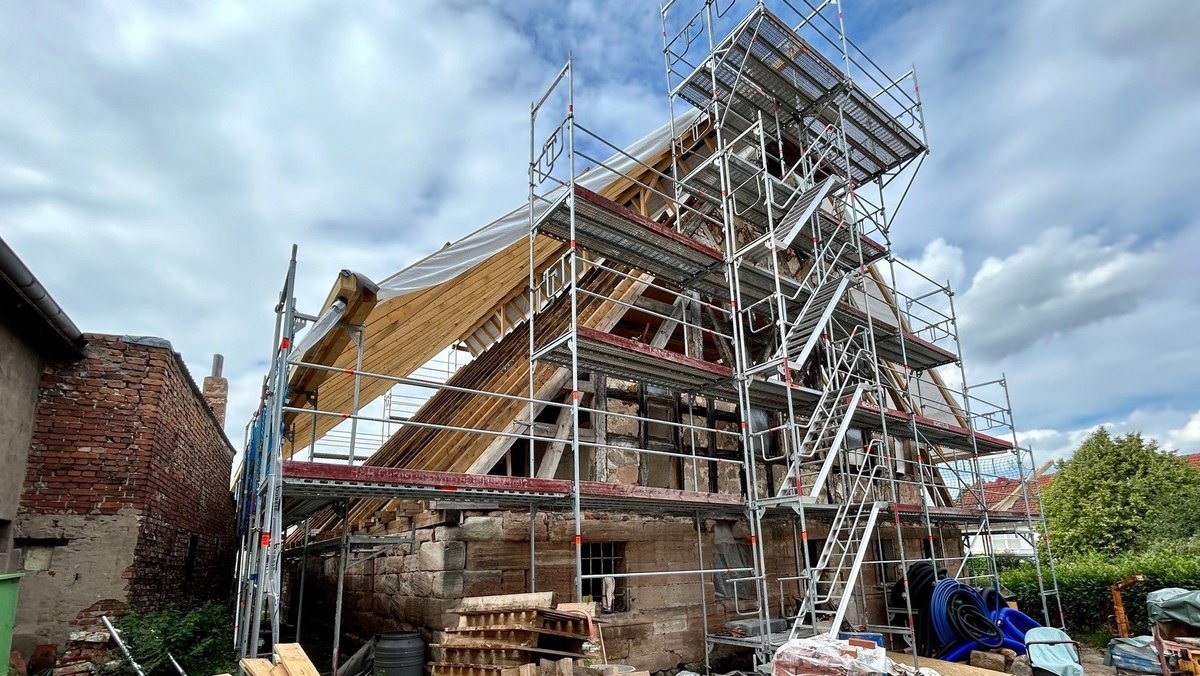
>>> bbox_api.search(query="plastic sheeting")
[771,634,887,676]
[1147,587,1200,627]
[291,298,347,358]
[712,521,752,599]
[373,108,703,301]
[290,109,703,356]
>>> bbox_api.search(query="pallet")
[433,645,585,668]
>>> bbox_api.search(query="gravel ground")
[1078,645,1111,676]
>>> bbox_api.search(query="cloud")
[1169,411,1200,450]
[1,0,1197,470]
[956,228,1165,359]
[0,1,663,442]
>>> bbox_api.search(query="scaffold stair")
[759,381,863,507]
[792,499,884,638]
[776,274,852,373]
[774,175,843,250]
[673,6,926,183]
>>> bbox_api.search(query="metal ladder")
[791,458,886,638]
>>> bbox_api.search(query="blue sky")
[2,0,1198,461]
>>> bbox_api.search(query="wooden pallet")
[429,662,510,676]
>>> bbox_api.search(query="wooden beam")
[464,367,571,475]
[649,296,685,347]
[592,375,608,482]
[535,400,575,479]
[273,644,320,676]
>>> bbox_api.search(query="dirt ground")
[1077,645,1111,676]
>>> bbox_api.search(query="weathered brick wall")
[21,335,159,517]
[127,337,236,610]
[15,334,236,667]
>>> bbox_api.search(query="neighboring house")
[0,236,237,670]
[959,452,1200,557]
[0,237,85,572]
[958,473,1053,557]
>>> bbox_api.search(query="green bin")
[0,572,23,664]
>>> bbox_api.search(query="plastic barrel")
[374,632,424,676]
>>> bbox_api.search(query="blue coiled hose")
[930,579,1005,650]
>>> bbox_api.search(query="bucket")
[374,632,424,676]
[0,573,23,665]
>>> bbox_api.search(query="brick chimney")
[202,354,228,426]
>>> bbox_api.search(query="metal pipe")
[101,615,146,676]
[0,235,85,354]
[332,500,351,675]
[295,518,309,641]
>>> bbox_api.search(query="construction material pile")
[240,643,320,676]
[431,593,607,676]
[771,635,888,676]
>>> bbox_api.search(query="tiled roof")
[958,453,1198,511]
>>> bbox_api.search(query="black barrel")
[374,632,424,676]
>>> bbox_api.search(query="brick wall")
[15,334,236,666]
[128,337,236,609]
[21,335,161,517]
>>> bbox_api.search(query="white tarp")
[373,108,703,300]
[292,109,703,354]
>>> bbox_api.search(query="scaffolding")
[233,1,1063,672]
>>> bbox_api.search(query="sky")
[1,0,1198,464]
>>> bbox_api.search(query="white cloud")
[1169,411,1200,450]
[0,1,664,441]
[957,228,1165,359]
[1,0,1197,462]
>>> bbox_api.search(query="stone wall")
[298,508,954,672]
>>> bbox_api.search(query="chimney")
[203,354,228,427]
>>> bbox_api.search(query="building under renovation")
[233,2,1062,672]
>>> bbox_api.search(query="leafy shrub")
[105,603,235,676]
[1001,550,1200,644]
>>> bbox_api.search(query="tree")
[1041,429,1200,557]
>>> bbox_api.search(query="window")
[581,542,625,613]
[15,537,68,572]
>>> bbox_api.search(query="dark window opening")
[581,542,625,613]
[805,538,827,570]
[184,534,199,578]
[876,538,898,585]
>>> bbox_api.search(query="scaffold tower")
[232,1,1064,672]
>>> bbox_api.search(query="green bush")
[1001,547,1200,645]
[105,603,235,676]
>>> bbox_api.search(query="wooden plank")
[239,659,274,676]
[535,400,575,479]
[457,592,555,613]
[272,644,320,676]
[269,665,288,676]
[555,602,598,618]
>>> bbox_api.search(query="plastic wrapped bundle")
[771,635,888,676]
